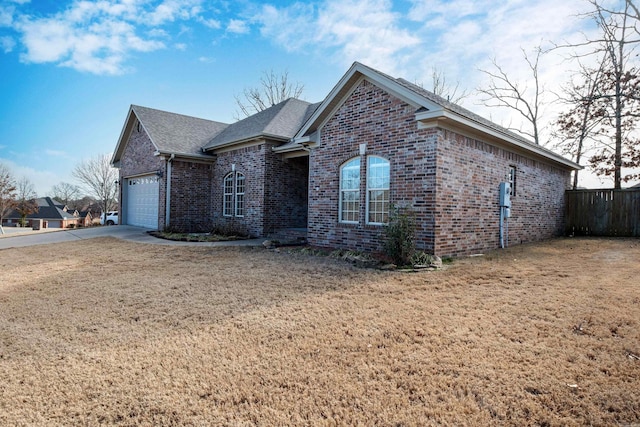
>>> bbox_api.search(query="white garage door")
[126,175,160,229]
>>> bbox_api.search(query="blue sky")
[0,0,625,196]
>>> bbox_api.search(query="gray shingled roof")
[349,62,538,147]
[393,77,537,146]
[5,197,77,221]
[132,105,228,156]
[203,98,319,151]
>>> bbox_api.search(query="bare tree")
[477,47,545,145]
[14,177,38,227]
[234,70,304,119]
[0,163,17,232]
[554,0,640,188]
[73,154,118,220]
[51,182,82,208]
[430,66,470,104]
[553,59,606,189]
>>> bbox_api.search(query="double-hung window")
[339,156,390,224]
[339,158,360,223]
[366,156,390,224]
[223,172,245,217]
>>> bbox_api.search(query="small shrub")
[411,251,433,266]
[383,204,416,266]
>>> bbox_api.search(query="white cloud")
[227,19,249,34]
[174,42,187,50]
[0,36,15,53]
[16,12,164,75]
[0,158,62,197]
[45,149,70,158]
[198,17,221,29]
[144,0,203,26]
[255,0,420,73]
[4,0,211,75]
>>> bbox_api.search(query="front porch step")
[266,228,308,245]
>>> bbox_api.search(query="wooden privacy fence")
[565,189,640,237]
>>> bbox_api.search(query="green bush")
[383,204,416,266]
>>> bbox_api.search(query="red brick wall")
[212,145,266,237]
[118,121,165,228]
[434,130,570,256]
[308,79,438,253]
[168,160,214,232]
[212,142,309,237]
[307,79,571,256]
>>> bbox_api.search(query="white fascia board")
[273,131,319,153]
[153,150,216,163]
[415,110,581,170]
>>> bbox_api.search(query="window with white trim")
[508,165,517,197]
[223,173,234,217]
[366,156,390,224]
[235,173,245,217]
[339,158,360,223]
[223,172,245,217]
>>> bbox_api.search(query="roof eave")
[415,110,581,170]
[153,150,216,162]
[203,133,290,153]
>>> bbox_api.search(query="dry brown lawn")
[1,237,639,426]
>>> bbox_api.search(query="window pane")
[223,174,234,216]
[367,157,390,224]
[341,158,360,190]
[340,158,361,222]
[341,190,360,222]
[368,189,389,223]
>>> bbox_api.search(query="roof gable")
[203,98,318,151]
[112,105,229,165]
[289,62,578,170]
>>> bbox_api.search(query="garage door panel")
[126,175,159,229]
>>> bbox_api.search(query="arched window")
[223,173,234,217]
[339,158,360,223]
[366,156,390,224]
[235,173,245,217]
[224,172,246,218]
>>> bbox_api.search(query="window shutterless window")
[366,156,390,224]
[339,158,360,223]
[223,172,245,217]
[235,173,245,217]
[508,165,517,197]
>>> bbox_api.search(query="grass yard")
[1,237,639,426]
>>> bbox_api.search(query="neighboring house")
[2,197,80,228]
[78,210,93,227]
[112,62,579,256]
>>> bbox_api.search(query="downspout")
[165,154,174,229]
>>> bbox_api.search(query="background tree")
[234,70,304,119]
[555,0,640,188]
[430,66,470,104]
[73,154,118,220]
[0,163,17,229]
[587,0,640,187]
[552,60,606,189]
[477,47,545,145]
[14,177,38,227]
[51,182,82,209]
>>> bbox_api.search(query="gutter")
[165,153,174,229]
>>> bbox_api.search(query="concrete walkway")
[0,225,265,250]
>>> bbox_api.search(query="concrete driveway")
[0,225,264,249]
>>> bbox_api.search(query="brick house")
[112,62,578,256]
